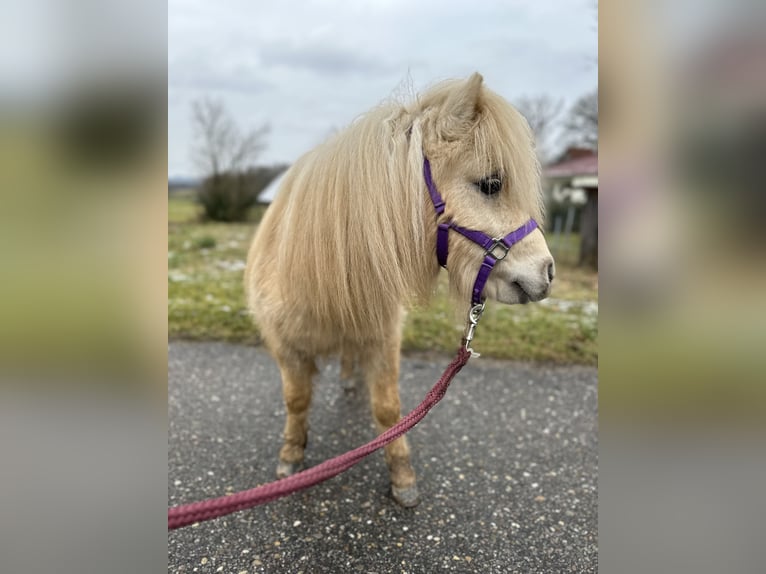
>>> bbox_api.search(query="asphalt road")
[168,342,597,573]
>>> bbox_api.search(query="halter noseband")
[423,157,538,307]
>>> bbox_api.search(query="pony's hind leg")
[362,339,420,507]
[275,352,317,478]
[340,350,362,392]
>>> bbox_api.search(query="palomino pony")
[245,73,554,507]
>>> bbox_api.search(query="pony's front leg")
[363,339,420,507]
[275,353,317,478]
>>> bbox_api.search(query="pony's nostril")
[546,262,555,283]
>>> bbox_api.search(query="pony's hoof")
[276,460,303,478]
[391,484,420,508]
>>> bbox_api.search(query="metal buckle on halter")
[485,238,510,261]
[464,302,486,358]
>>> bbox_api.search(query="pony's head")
[407,73,554,309]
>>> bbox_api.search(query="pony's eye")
[476,177,502,196]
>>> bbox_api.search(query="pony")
[245,73,554,507]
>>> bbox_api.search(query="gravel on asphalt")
[168,341,597,573]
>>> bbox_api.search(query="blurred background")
[600,0,766,572]
[0,1,166,573]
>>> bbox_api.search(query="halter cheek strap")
[423,157,538,306]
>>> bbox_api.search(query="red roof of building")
[544,152,598,178]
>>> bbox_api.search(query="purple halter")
[423,157,539,306]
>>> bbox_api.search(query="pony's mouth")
[511,281,531,304]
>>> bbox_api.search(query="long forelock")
[471,93,545,224]
[407,79,545,223]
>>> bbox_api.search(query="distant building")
[544,148,598,269]
[257,171,288,204]
[545,147,597,202]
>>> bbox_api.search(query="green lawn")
[168,197,598,364]
[168,193,201,223]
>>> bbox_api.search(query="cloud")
[169,50,273,94]
[168,0,598,175]
[260,40,396,77]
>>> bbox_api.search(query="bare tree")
[515,94,564,162]
[565,90,598,150]
[189,97,271,221]
[190,97,269,176]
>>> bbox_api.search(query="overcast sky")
[169,0,597,177]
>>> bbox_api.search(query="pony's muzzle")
[511,255,555,303]
[535,256,555,298]
[546,260,556,284]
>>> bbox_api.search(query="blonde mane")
[246,78,542,342]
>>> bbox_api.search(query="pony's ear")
[438,72,483,139]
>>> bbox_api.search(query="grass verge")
[168,198,598,364]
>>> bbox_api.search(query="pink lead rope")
[168,346,471,530]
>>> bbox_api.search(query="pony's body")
[246,74,553,506]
